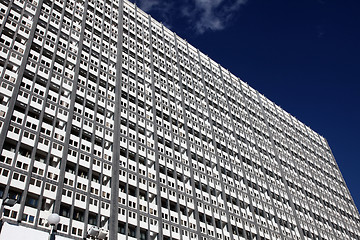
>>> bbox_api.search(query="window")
[128,225,136,237]
[60,204,70,218]
[140,230,148,240]
[28,215,35,223]
[73,208,84,222]
[25,195,39,208]
[118,221,125,234]
[88,214,97,225]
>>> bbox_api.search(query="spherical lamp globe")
[47,213,60,226]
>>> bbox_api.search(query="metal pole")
[49,225,56,240]
[0,218,3,233]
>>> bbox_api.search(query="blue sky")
[129,0,360,212]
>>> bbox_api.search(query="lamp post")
[47,213,60,240]
[0,197,17,233]
[2,198,17,208]
[87,226,108,239]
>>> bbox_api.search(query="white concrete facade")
[0,0,359,239]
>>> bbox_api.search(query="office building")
[0,0,359,239]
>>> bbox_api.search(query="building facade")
[0,0,359,239]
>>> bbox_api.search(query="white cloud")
[137,0,161,12]
[190,0,247,34]
[132,0,247,34]
[134,0,174,28]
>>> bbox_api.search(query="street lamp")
[0,197,17,232]
[97,229,108,239]
[87,226,108,239]
[87,226,99,237]
[47,213,60,240]
[2,198,17,208]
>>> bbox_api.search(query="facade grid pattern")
[0,0,359,239]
